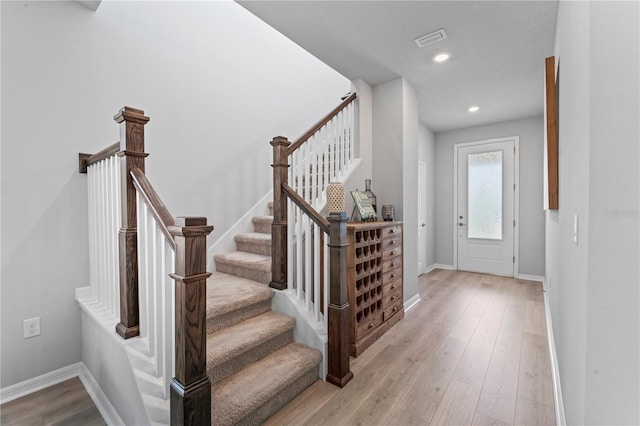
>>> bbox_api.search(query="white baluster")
[287,197,294,298]
[322,125,329,205]
[313,224,321,322]
[338,109,344,176]
[295,205,302,301]
[304,217,311,311]
[323,230,329,330]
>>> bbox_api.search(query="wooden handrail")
[282,183,329,233]
[287,92,357,155]
[78,142,120,173]
[130,167,176,250]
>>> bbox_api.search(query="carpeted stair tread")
[207,272,272,318]
[235,232,271,256]
[212,342,322,426]
[252,215,273,234]
[214,251,270,272]
[214,251,271,284]
[207,311,294,367]
[206,311,294,384]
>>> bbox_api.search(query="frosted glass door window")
[467,150,503,240]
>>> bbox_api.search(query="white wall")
[371,78,419,303]
[0,0,348,388]
[418,123,436,268]
[434,116,546,276]
[548,1,639,424]
[344,78,373,214]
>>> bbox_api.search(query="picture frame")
[350,190,377,221]
[544,55,559,210]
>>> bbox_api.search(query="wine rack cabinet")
[347,221,404,357]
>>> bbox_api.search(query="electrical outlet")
[23,317,40,339]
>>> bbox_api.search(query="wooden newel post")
[169,217,213,426]
[326,212,353,387]
[115,106,150,339]
[270,136,290,290]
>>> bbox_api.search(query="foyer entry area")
[265,269,556,425]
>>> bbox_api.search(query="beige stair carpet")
[209,210,321,425]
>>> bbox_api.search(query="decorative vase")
[364,179,377,213]
[382,205,395,221]
[326,182,345,213]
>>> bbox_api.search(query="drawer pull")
[390,240,395,245]
[369,323,374,328]
[391,296,396,301]
[389,229,394,234]
[390,251,395,256]
[391,273,396,278]
[391,285,395,289]
[393,307,398,312]
[390,262,395,267]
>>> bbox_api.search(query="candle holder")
[381,205,395,221]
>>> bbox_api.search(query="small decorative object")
[381,205,395,221]
[350,190,377,222]
[326,182,345,213]
[364,179,377,213]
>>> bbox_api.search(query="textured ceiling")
[238,1,558,133]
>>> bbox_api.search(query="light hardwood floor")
[265,269,556,426]
[0,377,105,426]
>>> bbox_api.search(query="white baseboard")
[404,294,421,312]
[0,362,123,425]
[542,278,566,426]
[518,273,544,282]
[428,263,455,272]
[78,363,125,425]
[0,363,81,404]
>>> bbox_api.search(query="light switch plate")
[573,214,579,245]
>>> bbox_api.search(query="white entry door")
[418,161,427,275]
[456,139,517,276]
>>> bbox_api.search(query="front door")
[456,139,516,276]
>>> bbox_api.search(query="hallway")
[265,269,556,425]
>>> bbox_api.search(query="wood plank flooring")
[265,269,556,426]
[0,377,105,426]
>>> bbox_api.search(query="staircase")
[208,204,322,425]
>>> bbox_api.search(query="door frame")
[418,161,427,275]
[452,136,520,276]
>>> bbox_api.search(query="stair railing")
[80,107,212,426]
[271,93,357,388]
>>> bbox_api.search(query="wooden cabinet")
[347,221,404,357]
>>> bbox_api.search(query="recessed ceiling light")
[433,52,451,63]
[468,106,480,113]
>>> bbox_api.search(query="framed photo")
[351,190,377,221]
[544,55,559,210]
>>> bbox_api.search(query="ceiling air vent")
[414,29,447,48]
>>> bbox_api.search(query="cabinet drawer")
[383,236,401,250]
[356,310,383,339]
[383,287,402,307]
[383,267,402,284]
[382,245,402,261]
[382,258,402,271]
[383,301,402,321]
[383,277,402,294]
[382,225,402,238]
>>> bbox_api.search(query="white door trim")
[418,161,427,275]
[453,136,520,276]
